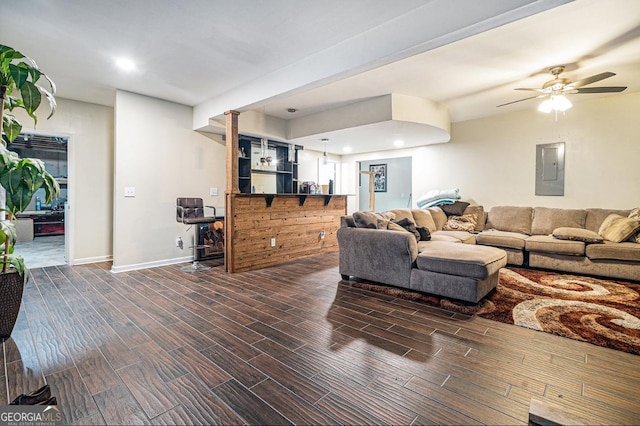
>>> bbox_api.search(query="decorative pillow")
[416,226,431,241]
[440,201,471,217]
[352,211,395,229]
[629,209,640,243]
[598,214,624,235]
[552,227,604,243]
[387,221,407,232]
[442,214,477,232]
[411,209,437,232]
[599,215,640,243]
[390,218,420,241]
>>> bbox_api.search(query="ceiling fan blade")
[514,88,545,92]
[573,86,627,93]
[570,72,615,88]
[496,94,546,107]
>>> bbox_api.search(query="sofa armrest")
[337,227,417,288]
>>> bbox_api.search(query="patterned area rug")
[351,267,640,355]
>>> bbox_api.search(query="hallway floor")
[13,235,66,268]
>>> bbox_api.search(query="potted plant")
[0,44,59,338]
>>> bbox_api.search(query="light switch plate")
[210,187,218,196]
[124,187,136,197]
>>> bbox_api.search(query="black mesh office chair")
[176,197,217,272]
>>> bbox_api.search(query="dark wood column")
[224,110,240,272]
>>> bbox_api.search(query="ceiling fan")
[497,66,627,110]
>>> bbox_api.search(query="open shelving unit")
[238,136,303,194]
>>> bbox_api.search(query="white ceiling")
[3,0,640,154]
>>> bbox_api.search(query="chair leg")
[180,226,211,273]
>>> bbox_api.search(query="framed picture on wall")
[370,163,387,192]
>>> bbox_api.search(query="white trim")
[110,256,192,274]
[66,134,74,266]
[72,255,113,265]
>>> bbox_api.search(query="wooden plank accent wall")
[228,194,347,273]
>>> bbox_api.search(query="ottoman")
[410,241,507,303]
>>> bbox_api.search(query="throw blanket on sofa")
[416,188,461,208]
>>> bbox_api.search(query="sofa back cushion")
[531,207,587,235]
[388,208,415,224]
[426,207,448,230]
[585,208,632,232]
[352,211,395,229]
[463,205,485,231]
[411,209,437,232]
[486,206,533,235]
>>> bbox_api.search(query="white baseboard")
[71,255,113,265]
[110,256,192,274]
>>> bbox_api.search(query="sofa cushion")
[411,209,437,232]
[586,241,640,262]
[440,201,470,217]
[486,206,533,235]
[585,208,632,232]
[416,241,507,280]
[525,235,585,256]
[353,211,395,229]
[426,207,448,230]
[442,214,477,232]
[388,208,415,224]
[463,205,485,231]
[433,230,476,244]
[476,230,528,249]
[531,207,587,235]
[552,227,604,243]
[599,215,640,243]
[427,234,462,244]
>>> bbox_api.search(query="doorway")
[8,133,69,268]
[358,156,412,211]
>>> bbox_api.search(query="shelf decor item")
[0,44,60,338]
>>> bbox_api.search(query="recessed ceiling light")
[393,140,404,147]
[287,108,297,113]
[343,147,352,153]
[115,58,136,72]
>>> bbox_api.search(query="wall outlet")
[176,236,183,249]
[124,186,136,197]
[210,187,218,196]
[320,229,326,239]
[270,237,276,247]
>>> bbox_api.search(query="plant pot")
[0,270,24,339]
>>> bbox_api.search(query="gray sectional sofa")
[337,205,640,303]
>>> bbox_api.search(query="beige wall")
[343,92,640,212]
[112,91,226,271]
[10,98,114,263]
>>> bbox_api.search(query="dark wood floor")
[2,253,639,425]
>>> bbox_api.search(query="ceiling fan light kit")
[498,65,627,114]
[538,94,572,113]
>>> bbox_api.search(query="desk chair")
[176,197,216,272]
